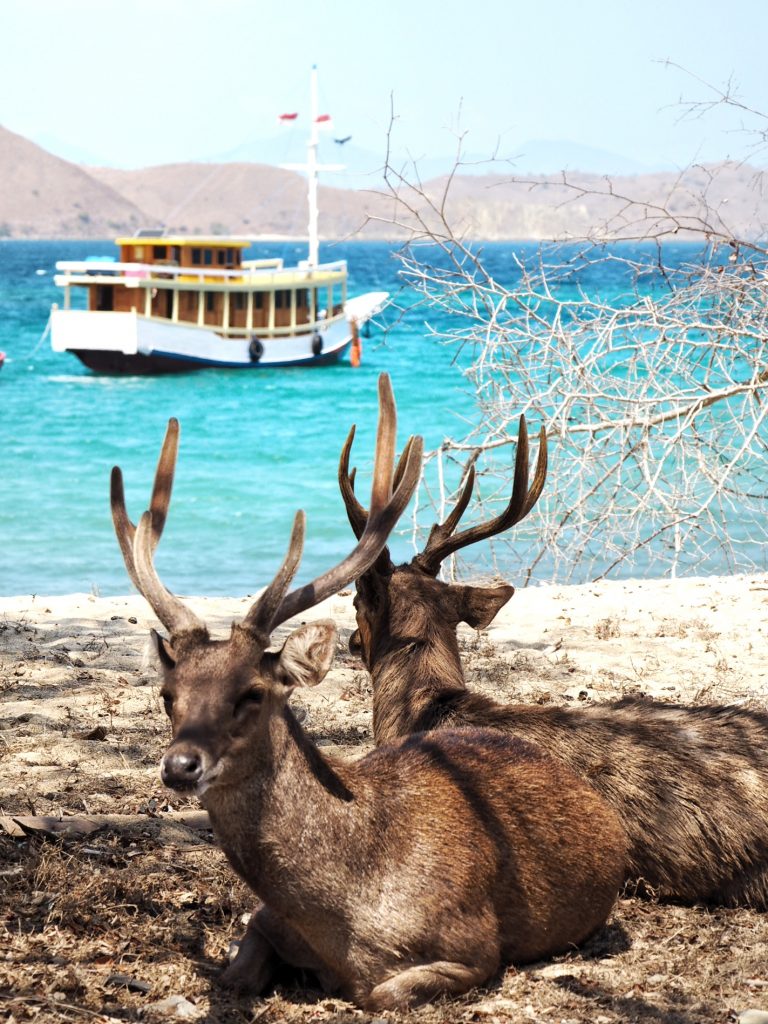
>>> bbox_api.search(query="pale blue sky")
[2,0,766,171]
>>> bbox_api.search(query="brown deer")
[340,415,768,910]
[111,377,626,1010]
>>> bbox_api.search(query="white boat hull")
[50,291,388,373]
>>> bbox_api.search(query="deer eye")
[234,690,263,716]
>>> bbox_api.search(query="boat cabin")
[55,235,348,339]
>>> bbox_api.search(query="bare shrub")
[371,79,768,585]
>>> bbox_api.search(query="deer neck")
[201,705,357,916]
[370,619,467,743]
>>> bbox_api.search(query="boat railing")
[54,258,349,287]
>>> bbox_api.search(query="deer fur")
[342,422,768,909]
[156,617,626,1010]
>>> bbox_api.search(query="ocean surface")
[0,238,755,597]
[1,238,487,597]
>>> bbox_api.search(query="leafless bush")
[372,85,768,584]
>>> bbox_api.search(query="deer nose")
[161,750,203,790]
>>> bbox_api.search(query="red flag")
[278,112,298,123]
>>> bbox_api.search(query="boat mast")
[282,67,343,269]
[307,64,320,268]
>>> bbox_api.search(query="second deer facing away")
[341,417,768,910]
[111,376,626,1011]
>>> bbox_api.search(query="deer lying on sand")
[110,376,626,1010]
[340,415,768,910]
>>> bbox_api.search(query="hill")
[1,124,766,242]
[0,126,145,238]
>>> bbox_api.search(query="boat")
[50,70,387,374]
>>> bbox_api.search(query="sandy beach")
[3,573,768,1022]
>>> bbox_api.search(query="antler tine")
[518,424,548,520]
[392,435,418,492]
[414,415,548,576]
[133,511,208,638]
[111,418,180,592]
[338,424,368,541]
[340,428,421,544]
[273,373,424,628]
[241,512,306,638]
[369,373,398,510]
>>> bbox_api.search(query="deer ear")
[277,620,338,689]
[460,584,515,630]
[151,628,177,669]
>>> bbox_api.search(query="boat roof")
[115,236,251,249]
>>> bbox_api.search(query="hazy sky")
[2,0,766,170]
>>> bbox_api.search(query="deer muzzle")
[161,742,220,794]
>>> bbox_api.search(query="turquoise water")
[1,238,758,596]
[0,239,483,596]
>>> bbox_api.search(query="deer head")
[111,374,423,795]
[339,417,547,671]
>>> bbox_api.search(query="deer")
[339,414,768,910]
[110,375,627,1011]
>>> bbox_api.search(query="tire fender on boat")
[248,337,264,362]
[311,332,324,356]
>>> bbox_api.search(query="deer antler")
[338,423,419,583]
[111,418,180,592]
[112,376,422,643]
[132,511,209,638]
[111,418,207,639]
[245,373,423,634]
[413,416,548,577]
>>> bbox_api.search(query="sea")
[0,237,757,598]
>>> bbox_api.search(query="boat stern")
[51,309,140,356]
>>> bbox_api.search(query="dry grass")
[3,586,768,1022]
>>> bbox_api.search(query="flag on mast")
[278,112,298,123]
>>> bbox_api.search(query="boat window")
[205,292,216,312]
[204,249,213,266]
[171,246,181,264]
[95,285,114,311]
[233,293,247,310]
[191,248,202,265]
[217,250,226,265]
[275,290,290,309]
[134,246,145,261]
[254,292,263,309]
[153,246,167,259]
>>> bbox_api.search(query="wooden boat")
[50,70,387,374]
[51,238,386,373]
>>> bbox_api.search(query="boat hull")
[69,344,346,374]
[50,292,386,375]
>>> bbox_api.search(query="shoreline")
[3,570,768,707]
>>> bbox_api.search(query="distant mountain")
[0,125,144,238]
[211,132,386,191]
[1,124,766,242]
[85,161,388,237]
[511,139,659,176]
[209,133,659,183]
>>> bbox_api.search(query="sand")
[2,574,768,1022]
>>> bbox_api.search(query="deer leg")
[224,903,341,996]
[220,911,279,994]
[365,960,493,1010]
